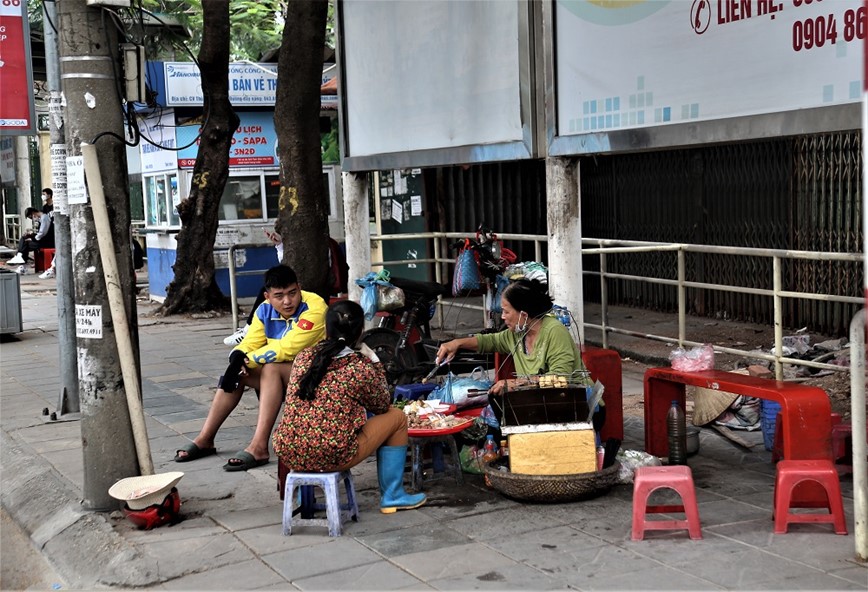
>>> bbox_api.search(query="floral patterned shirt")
[272,344,391,471]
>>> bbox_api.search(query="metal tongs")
[421,359,449,384]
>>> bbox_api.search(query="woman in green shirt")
[435,279,590,395]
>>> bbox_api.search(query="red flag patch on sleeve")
[297,319,314,330]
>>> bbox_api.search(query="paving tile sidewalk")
[0,274,864,590]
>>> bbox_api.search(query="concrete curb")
[0,431,162,589]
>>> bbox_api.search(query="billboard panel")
[552,0,862,152]
[340,0,530,169]
[0,3,36,135]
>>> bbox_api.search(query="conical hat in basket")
[108,472,184,510]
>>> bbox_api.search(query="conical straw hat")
[108,472,184,510]
[692,388,739,426]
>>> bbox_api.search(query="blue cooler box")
[394,382,438,402]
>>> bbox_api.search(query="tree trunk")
[158,0,239,315]
[274,0,330,299]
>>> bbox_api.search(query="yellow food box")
[503,422,596,476]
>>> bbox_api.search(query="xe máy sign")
[0,1,36,136]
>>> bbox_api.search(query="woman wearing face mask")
[435,278,590,396]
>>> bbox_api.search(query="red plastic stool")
[35,248,55,273]
[773,459,848,535]
[631,465,702,541]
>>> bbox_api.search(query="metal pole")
[773,256,783,380]
[44,0,80,418]
[229,244,239,329]
[850,309,867,561]
[677,249,686,347]
[600,251,608,350]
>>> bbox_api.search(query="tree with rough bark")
[157,1,239,315]
[274,0,331,299]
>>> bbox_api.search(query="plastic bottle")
[482,435,499,463]
[667,400,687,465]
[499,439,509,458]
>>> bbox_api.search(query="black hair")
[25,207,40,218]
[263,265,298,290]
[295,300,366,401]
[42,188,53,197]
[502,278,553,318]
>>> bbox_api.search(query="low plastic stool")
[631,465,702,541]
[35,248,55,273]
[409,434,463,492]
[773,460,847,535]
[282,470,359,537]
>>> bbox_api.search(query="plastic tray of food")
[408,417,476,437]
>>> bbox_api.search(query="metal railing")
[371,231,863,380]
[226,243,269,329]
[4,214,21,245]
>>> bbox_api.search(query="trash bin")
[0,268,23,334]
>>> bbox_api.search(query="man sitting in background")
[8,208,54,274]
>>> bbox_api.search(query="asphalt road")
[1,508,65,591]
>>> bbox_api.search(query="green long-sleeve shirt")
[475,316,590,383]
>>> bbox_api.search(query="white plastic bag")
[615,449,662,484]
[669,344,715,372]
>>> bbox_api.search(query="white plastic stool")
[282,470,359,537]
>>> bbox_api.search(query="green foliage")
[321,118,339,164]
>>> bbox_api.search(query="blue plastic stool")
[282,470,359,537]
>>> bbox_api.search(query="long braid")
[294,300,365,402]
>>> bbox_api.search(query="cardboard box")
[503,422,596,475]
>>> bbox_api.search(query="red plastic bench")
[644,367,832,506]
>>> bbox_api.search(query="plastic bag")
[376,284,405,311]
[615,449,662,484]
[489,275,511,314]
[429,367,492,407]
[354,270,393,321]
[459,445,485,474]
[480,404,500,429]
[669,344,715,372]
[452,240,482,296]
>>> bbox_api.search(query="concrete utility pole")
[57,0,141,510]
[44,0,80,419]
[546,157,585,344]
[342,171,371,303]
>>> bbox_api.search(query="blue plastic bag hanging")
[490,275,510,314]
[354,270,393,321]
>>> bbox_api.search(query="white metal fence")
[372,232,864,380]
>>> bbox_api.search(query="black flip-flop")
[174,442,217,463]
[223,451,269,472]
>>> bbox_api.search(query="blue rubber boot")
[376,446,427,514]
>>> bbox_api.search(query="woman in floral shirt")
[272,300,426,513]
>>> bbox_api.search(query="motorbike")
[360,275,494,386]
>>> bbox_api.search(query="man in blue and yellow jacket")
[174,265,328,471]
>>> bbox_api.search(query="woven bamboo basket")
[484,461,621,503]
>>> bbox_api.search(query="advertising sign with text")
[0,3,36,135]
[175,111,277,168]
[555,0,863,138]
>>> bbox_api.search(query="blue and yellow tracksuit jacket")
[232,290,327,368]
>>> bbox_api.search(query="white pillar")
[546,156,585,345]
[342,170,371,303]
[14,136,31,225]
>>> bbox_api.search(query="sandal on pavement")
[174,442,217,463]
[223,451,269,472]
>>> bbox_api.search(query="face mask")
[514,311,528,333]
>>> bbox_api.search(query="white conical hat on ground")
[108,472,184,510]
